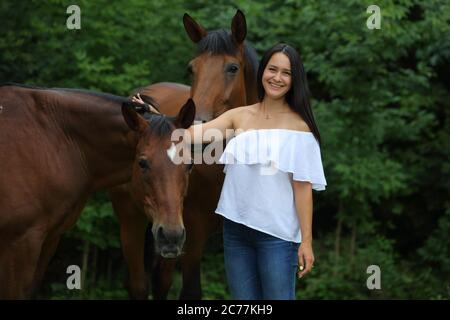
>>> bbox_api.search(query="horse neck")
[54,92,135,190]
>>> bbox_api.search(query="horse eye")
[138,158,150,170]
[227,64,239,74]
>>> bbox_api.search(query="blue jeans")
[223,218,300,300]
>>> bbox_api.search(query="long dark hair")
[256,43,321,146]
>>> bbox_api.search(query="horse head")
[121,97,195,258]
[183,9,258,122]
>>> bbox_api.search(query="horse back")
[0,85,88,227]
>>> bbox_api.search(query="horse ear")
[231,9,247,44]
[175,98,196,129]
[122,102,147,133]
[183,13,207,43]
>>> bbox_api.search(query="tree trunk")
[81,240,90,291]
[91,245,98,287]
[350,218,357,265]
[106,257,112,288]
[333,203,343,277]
[335,216,343,258]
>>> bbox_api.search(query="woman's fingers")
[298,262,310,278]
[132,94,145,104]
[297,250,314,279]
[297,253,306,278]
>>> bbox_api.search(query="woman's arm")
[292,180,315,279]
[132,93,238,145]
[184,108,240,145]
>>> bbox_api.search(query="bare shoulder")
[289,112,312,132]
[226,104,258,124]
[229,103,259,116]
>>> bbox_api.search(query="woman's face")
[262,52,292,100]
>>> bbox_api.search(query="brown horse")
[110,10,259,299]
[0,84,195,299]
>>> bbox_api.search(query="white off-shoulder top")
[215,129,327,243]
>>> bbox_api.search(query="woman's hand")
[297,242,315,279]
[131,93,145,105]
[131,93,160,114]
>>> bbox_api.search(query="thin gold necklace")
[262,101,287,119]
[262,101,271,120]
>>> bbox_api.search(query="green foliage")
[66,193,120,250]
[418,204,450,276]
[416,203,450,298]
[298,234,418,299]
[201,251,230,300]
[0,0,191,94]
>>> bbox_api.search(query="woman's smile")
[268,81,285,89]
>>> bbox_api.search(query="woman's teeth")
[269,82,283,88]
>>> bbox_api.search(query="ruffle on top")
[218,129,327,191]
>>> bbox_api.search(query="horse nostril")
[157,226,165,241]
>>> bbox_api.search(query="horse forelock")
[196,29,236,56]
[144,113,177,137]
[195,30,259,81]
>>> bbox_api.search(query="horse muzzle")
[153,225,186,258]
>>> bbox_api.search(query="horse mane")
[1,82,46,90]
[1,83,175,136]
[196,29,259,81]
[58,89,175,136]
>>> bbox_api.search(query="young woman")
[133,43,326,300]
